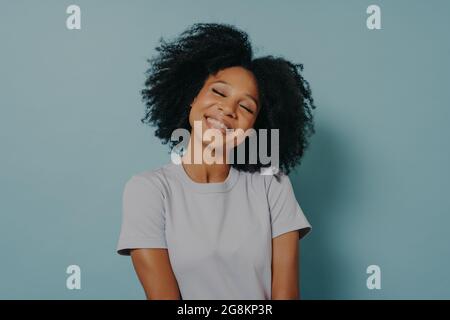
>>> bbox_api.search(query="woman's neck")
[180,137,231,183]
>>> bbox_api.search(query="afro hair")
[141,23,316,175]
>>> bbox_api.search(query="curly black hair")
[141,23,316,175]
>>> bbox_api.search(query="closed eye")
[212,88,226,97]
[240,104,254,114]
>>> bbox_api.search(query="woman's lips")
[204,116,230,134]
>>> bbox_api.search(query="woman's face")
[189,66,260,152]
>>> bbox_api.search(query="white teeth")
[206,117,228,130]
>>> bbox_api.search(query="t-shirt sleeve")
[117,174,167,256]
[267,173,312,240]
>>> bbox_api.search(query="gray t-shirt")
[117,162,311,300]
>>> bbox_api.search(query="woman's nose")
[218,103,237,119]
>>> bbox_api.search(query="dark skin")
[131,67,301,300]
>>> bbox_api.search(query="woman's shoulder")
[124,163,176,196]
[238,166,290,194]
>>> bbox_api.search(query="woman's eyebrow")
[213,80,259,107]
[213,80,231,87]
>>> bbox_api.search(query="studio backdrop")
[1,0,449,299]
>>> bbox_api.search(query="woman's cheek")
[239,118,254,131]
[202,96,219,109]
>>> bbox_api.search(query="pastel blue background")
[1,0,449,299]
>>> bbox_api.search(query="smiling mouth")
[204,116,231,133]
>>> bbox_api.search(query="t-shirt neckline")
[171,162,239,193]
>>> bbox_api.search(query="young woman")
[117,23,317,300]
